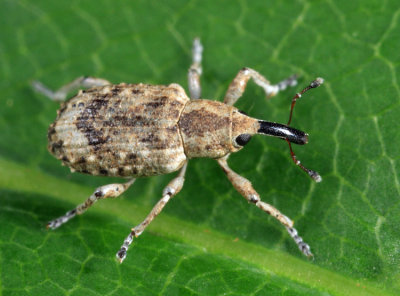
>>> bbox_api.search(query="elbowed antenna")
[287,78,323,182]
[288,77,324,125]
[257,78,324,182]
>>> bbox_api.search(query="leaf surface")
[0,0,399,295]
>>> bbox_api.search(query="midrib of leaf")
[0,157,391,296]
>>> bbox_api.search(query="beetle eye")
[235,134,252,146]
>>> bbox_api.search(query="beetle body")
[34,38,323,263]
[48,83,258,177]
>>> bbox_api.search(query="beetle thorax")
[178,100,260,158]
[178,100,234,158]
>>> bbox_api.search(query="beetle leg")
[116,163,188,263]
[188,38,203,99]
[47,179,135,229]
[217,155,312,257]
[223,68,297,106]
[32,76,111,102]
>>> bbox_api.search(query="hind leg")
[47,179,135,229]
[117,163,188,263]
[32,76,111,102]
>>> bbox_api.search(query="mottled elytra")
[32,38,323,263]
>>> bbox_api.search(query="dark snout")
[258,121,308,145]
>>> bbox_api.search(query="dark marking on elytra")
[113,100,122,107]
[103,115,148,127]
[48,125,56,139]
[62,156,70,163]
[170,100,184,107]
[77,156,86,164]
[57,103,68,116]
[131,89,143,95]
[99,93,113,99]
[118,167,125,175]
[51,140,64,153]
[91,137,110,150]
[140,134,157,143]
[139,134,165,148]
[128,153,137,160]
[99,168,108,175]
[92,98,109,108]
[75,97,111,148]
[144,96,168,109]
[111,87,122,95]
[49,83,188,181]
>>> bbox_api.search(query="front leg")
[217,155,312,257]
[224,67,297,106]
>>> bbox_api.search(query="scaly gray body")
[49,82,253,177]
[33,38,322,263]
[49,83,189,177]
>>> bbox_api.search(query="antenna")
[286,78,324,182]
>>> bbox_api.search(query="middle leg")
[116,163,188,263]
[188,38,203,99]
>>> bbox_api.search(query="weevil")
[32,38,323,263]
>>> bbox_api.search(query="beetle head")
[230,77,324,182]
[231,110,308,150]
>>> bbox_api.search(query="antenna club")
[311,77,324,88]
[309,170,322,182]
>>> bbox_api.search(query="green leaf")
[1,0,399,295]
